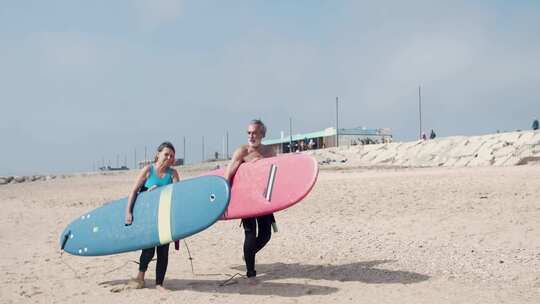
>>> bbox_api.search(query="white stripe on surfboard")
[158,185,173,244]
[264,164,277,202]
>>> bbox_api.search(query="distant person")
[125,141,180,291]
[430,129,437,139]
[421,132,427,140]
[225,119,276,285]
[308,138,315,150]
[533,119,539,130]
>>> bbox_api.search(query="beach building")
[262,127,392,154]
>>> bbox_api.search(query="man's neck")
[248,143,262,151]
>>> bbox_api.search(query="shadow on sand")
[100,260,429,297]
[231,260,430,284]
[99,277,337,297]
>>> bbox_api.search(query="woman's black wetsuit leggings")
[139,244,170,286]
[242,214,274,278]
[135,185,170,286]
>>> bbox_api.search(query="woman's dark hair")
[157,141,175,154]
[153,141,176,163]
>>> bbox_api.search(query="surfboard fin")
[61,231,70,251]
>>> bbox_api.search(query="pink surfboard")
[203,153,318,220]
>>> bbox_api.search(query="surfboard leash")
[59,253,83,279]
[219,273,245,287]
[59,251,153,280]
[181,239,244,286]
[181,239,195,275]
[181,239,223,276]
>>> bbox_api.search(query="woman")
[125,141,180,291]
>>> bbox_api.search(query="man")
[224,119,276,284]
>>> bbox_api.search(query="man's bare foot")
[156,285,169,292]
[247,277,258,286]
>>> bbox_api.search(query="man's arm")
[269,146,276,157]
[263,145,276,158]
[224,147,246,181]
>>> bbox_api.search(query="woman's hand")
[125,212,133,226]
[147,185,158,192]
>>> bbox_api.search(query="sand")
[1,156,540,303]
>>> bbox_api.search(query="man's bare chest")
[243,151,264,162]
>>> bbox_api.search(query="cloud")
[29,31,100,69]
[133,0,184,31]
[356,34,476,109]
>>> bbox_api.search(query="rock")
[13,176,26,183]
[0,176,14,185]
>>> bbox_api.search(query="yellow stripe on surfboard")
[158,185,173,244]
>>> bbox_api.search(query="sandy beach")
[2,145,540,303]
[3,0,540,302]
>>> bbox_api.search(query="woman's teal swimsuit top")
[144,165,173,188]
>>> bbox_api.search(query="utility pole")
[419,85,423,139]
[183,136,186,165]
[289,117,293,153]
[202,136,205,163]
[134,148,137,169]
[336,96,339,147]
[144,146,147,164]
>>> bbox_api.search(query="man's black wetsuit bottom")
[242,213,274,278]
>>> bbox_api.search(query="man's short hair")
[250,119,266,137]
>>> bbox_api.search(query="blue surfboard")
[60,175,230,256]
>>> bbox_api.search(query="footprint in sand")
[105,279,144,293]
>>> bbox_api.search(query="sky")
[1,0,539,176]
